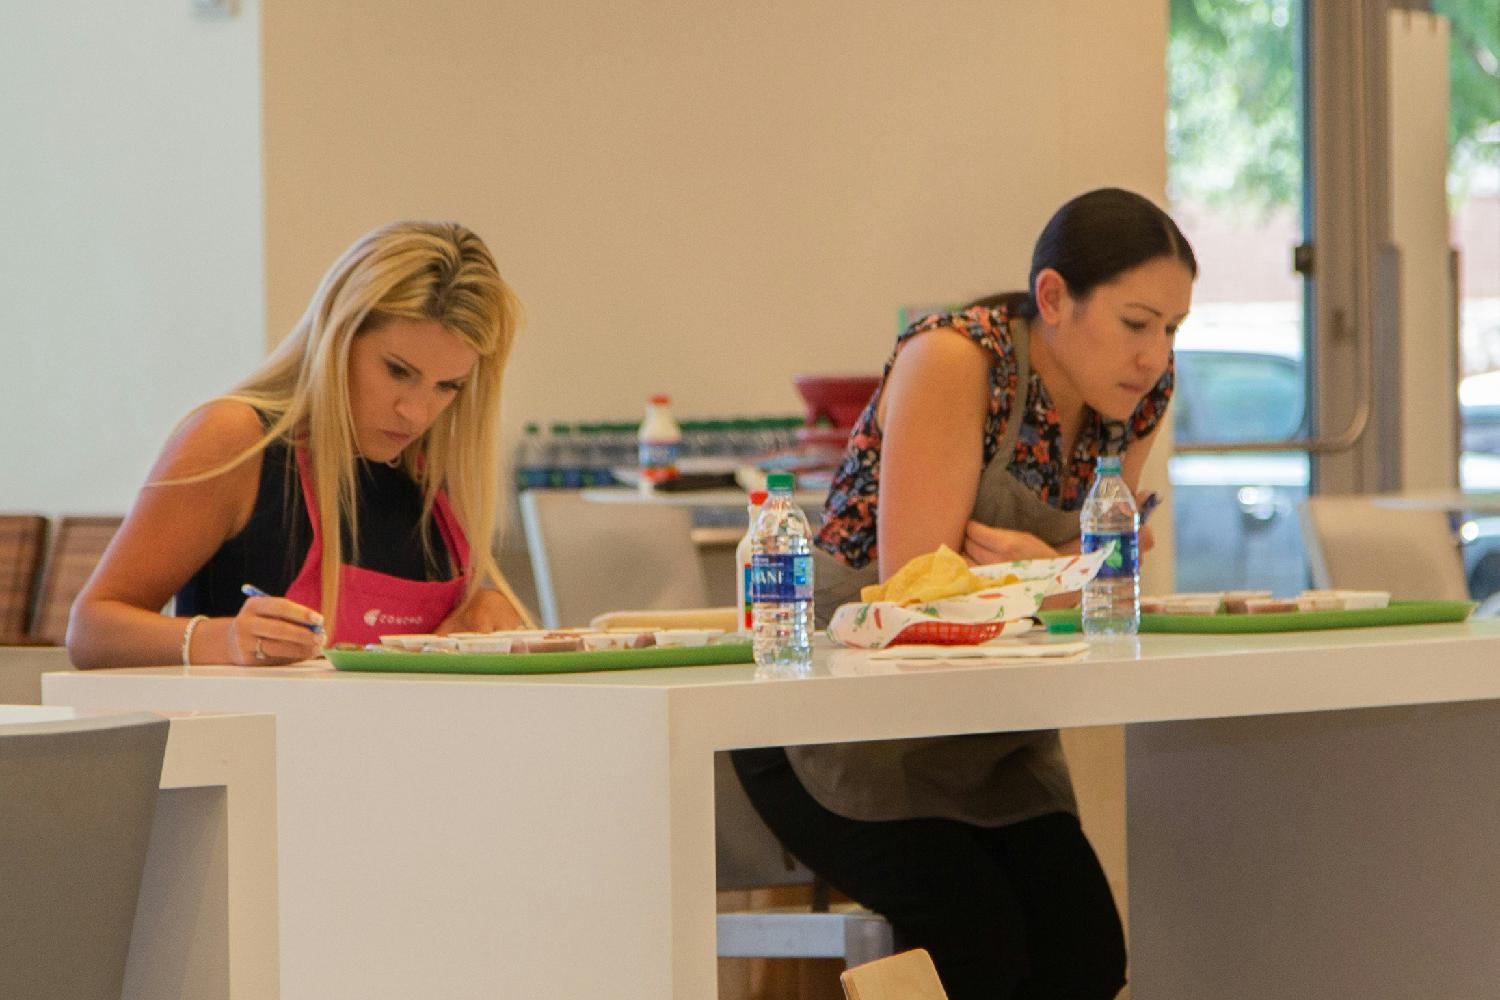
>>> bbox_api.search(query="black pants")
[731,746,1127,1000]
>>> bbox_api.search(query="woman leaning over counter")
[734,188,1196,1000]
[69,221,529,668]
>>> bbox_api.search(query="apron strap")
[971,317,1032,520]
[431,490,471,576]
[293,449,324,543]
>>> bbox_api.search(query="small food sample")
[1295,589,1391,611]
[1141,593,1226,614]
[604,629,657,649]
[860,545,1019,605]
[1295,590,1343,612]
[372,620,743,657]
[1139,589,1392,617]
[519,632,585,653]
[381,634,440,650]
[1243,597,1300,613]
[653,628,724,648]
[1222,590,1273,614]
[1162,595,1225,615]
[581,632,635,652]
[453,635,514,653]
[1332,590,1390,610]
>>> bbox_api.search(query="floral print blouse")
[815,304,1174,569]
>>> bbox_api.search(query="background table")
[1370,488,1500,512]
[44,622,1500,999]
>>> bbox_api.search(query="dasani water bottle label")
[1081,532,1139,580]
[751,553,812,602]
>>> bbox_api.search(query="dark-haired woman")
[732,188,1195,1000]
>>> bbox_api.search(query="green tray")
[326,640,754,675]
[1039,600,1477,635]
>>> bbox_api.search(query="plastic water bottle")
[638,394,682,492]
[550,423,583,488]
[735,489,770,633]
[576,424,606,487]
[750,473,814,673]
[516,423,548,490]
[1080,455,1140,637]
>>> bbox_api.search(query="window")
[1167,0,1311,594]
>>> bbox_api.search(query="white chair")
[840,947,949,1000]
[0,711,169,1000]
[1299,495,1472,600]
[519,489,711,628]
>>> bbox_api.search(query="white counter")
[44,621,1500,999]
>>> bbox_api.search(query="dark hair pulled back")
[967,188,1196,318]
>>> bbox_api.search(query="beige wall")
[262,0,1168,427]
[1,1,263,516]
[2,0,1171,531]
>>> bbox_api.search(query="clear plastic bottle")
[551,423,582,489]
[735,489,770,633]
[585,424,619,487]
[516,423,548,491]
[750,473,814,673]
[638,394,682,491]
[1080,455,1141,637]
[576,424,604,488]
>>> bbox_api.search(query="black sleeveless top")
[176,439,449,617]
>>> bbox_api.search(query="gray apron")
[792,318,1099,826]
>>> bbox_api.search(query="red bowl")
[792,375,880,429]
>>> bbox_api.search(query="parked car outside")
[1169,339,1310,595]
[1170,340,1500,601]
[1459,370,1500,599]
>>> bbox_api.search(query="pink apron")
[283,450,470,645]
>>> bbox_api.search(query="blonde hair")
[186,221,529,631]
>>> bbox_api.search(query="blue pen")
[1138,491,1163,525]
[240,583,325,634]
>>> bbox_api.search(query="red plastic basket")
[889,620,1012,646]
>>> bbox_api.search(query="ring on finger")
[254,637,266,662]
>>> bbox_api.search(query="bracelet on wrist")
[181,614,208,666]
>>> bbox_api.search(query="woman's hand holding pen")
[230,584,325,665]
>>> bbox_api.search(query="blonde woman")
[69,221,529,669]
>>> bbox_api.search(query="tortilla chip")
[883,545,967,604]
[862,547,1030,605]
[862,550,929,602]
